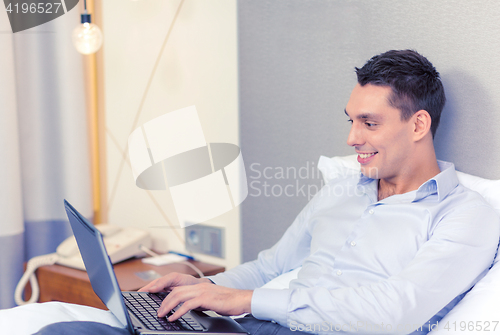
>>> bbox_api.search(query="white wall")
[102,0,240,269]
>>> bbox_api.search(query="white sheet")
[0,301,124,335]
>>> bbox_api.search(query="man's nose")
[347,124,363,147]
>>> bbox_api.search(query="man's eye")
[347,119,353,124]
[365,122,375,127]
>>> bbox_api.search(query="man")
[139,50,500,334]
[36,50,500,335]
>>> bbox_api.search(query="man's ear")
[412,110,432,141]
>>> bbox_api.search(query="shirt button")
[336,270,342,276]
[369,209,374,214]
[350,241,356,247]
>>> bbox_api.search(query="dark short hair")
[355,50,446,137]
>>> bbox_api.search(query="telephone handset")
[14,224,152,306]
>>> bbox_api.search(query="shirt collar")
[414,160,459,202]
[356,160,459,203]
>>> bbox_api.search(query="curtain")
[0,7,92,308]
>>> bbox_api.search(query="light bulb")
[73,14,103,55]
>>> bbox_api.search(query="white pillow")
[429,260,500,334]
[455,171,500,217]
[317,154,360,182]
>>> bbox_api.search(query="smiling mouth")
[358,152,377,159]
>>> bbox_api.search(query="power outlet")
[185,224,225,258]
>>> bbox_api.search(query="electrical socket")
[185,223,225,258]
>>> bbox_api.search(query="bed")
[1,155,499,334]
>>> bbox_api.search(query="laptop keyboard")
[122,292,204,332]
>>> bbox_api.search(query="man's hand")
[138,272,207,293]
[138,272,253,321]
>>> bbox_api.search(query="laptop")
[64,199,248,334]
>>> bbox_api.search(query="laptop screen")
[64,200,134,334]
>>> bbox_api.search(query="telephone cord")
[14,253,59,306]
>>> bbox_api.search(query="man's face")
[345,83,414,181]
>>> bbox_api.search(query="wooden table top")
[39,257,225,291]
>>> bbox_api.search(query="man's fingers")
[138,277,170,292]
[166,296,206,322]
[138,279,160,292]
[139,273,203,293]
[157,288,184,317]
[138,272,196,293]
[156,282,253,320]
[167,302,195,322]
[157,286,201,318]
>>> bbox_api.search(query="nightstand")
[28,258,225,309]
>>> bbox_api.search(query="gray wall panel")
[238,0,500,261]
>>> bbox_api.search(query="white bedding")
[429,260,500,334]
[0,301,124,334]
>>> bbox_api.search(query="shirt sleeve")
[207,190,320,290]
[251,203,500,334]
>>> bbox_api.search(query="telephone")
[14,224,152,306]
